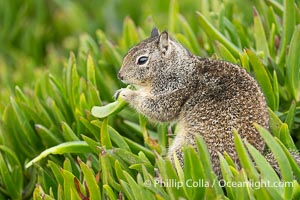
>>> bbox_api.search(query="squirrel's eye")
[137,56,148,65]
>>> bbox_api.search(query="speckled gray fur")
[117,29,298,179]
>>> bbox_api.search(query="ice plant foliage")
[0,0,300,199]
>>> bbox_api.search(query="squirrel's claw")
[114,85,135,100]
[114,89,122,100]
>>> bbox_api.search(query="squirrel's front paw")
[114,89,123,100]
[114,88,135,101]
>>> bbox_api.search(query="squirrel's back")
[170,58,269,177]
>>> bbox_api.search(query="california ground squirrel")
[115,28,293,178]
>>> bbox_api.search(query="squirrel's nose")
[118,72,123,80]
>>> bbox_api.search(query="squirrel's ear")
[158,31,169,53]
[150,27,160,38]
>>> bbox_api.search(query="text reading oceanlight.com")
[145,179,294,189]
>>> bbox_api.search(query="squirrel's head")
[118,28,191,86]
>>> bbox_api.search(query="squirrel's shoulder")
[193,56,246,75]
[194,56,239,68]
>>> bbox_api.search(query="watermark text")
[144,179,294,189]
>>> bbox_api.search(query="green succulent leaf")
[247,49,276,110]
[255,124,293,199]
[233,130,259,181]
[0,146,23,199]
[26,141,91,168]
[286,25,300,101]
[196,11,240,57]
[79,158,101,200]
[91,97,127,118]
